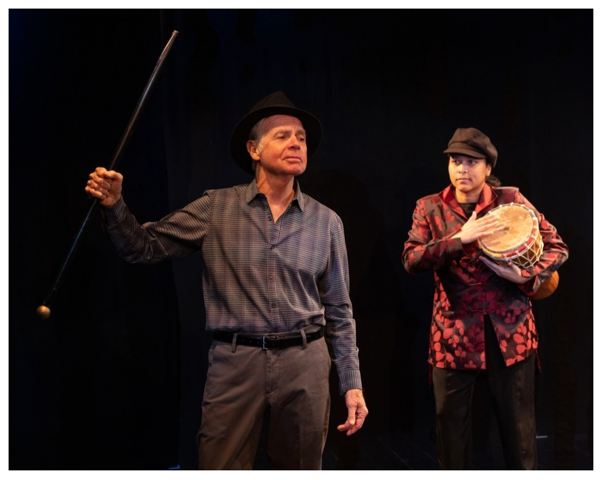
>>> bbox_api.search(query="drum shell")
[478,203,559,299]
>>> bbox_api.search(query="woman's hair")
[486,174,501,187]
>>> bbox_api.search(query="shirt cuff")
[339,369,363,395]
[102,196,128,225]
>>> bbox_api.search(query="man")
[402,127,568,469]
[85,91,368,469]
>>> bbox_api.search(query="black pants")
[432,316,538,469]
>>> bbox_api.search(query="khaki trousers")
[197,336,331,469]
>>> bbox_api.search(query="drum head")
[478,204,536,255]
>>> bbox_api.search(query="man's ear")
[246,140,261,160]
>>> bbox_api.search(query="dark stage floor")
[318,426,593,470]
[250,418,592,470]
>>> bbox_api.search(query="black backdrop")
[9,9,592,470]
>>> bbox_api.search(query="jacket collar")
[440,183,499,218]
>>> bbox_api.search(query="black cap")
[443,127,498,167]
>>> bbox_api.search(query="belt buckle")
[262,334,282,350]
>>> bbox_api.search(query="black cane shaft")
[37,30,179,320]
[37,199,100,319]
[108,30,179,171]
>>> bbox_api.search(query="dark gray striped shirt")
[103,180,361,394]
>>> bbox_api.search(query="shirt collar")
[245,179,305,212]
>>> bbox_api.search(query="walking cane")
[36,30,179,320]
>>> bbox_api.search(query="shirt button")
[271,302,277,309]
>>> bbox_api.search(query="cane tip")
[36,305,51,320]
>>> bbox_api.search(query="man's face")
[448,155,492,199]
[247,115,308,178]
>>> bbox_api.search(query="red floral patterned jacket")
[402,184,569,370]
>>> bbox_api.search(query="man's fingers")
[336,420,360,436]
[336,421,352,432]
[352,415,366,432]
[347,405,357,425]
[338,389,367,436]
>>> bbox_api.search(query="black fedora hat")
[230,91,322,174]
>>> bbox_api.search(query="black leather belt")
[213,329,324,350]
